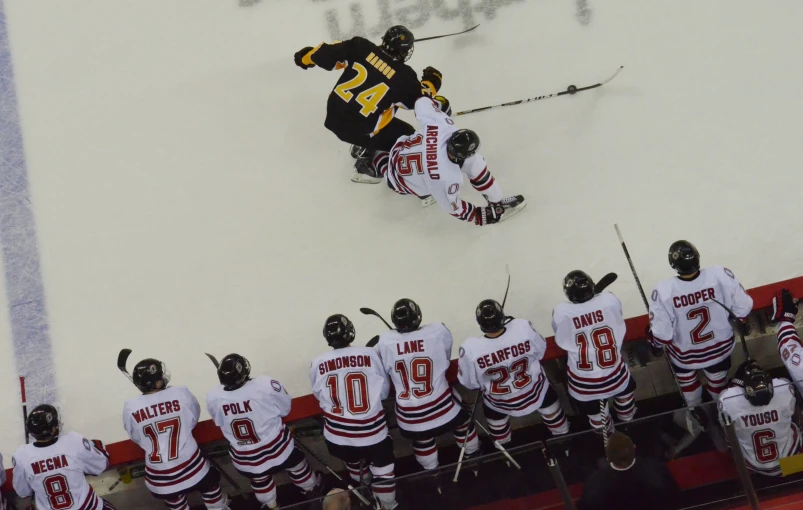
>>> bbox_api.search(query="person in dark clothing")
[578,432,681,510]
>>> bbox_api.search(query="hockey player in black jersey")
[294,26,442,184]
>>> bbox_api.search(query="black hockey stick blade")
[366,335,380,348]
[359,307,393,329]
[594,273,618,294]
[417,24,479,42]
[117,349,133,381]
[205,353,220,369]
[501,265,511,308]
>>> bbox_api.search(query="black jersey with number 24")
[307,37,424,142]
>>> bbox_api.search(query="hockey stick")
[613,224,685,403]
[600,399,610,447]
[205,353,220,369]
[417,24,480,42]
[366,335,380,348]
[594,273,618,294]
[294,440,372,506]
[117,349,134,382]
[359,308,393,329]
[710,298,751,360]
[20,376,29,444]
[502,264,511,308]
[453,391,482,482]
[472,420,522,470]
[456,66,623,116]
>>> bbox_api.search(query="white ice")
[0,0,801,457]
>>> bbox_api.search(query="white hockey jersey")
[719,378,800,476]
[207,376,295,475]
[376,322,461,433]
[552,292,631,401]
[310,346,391,447]
[776,321,803,396]
[383,96,503,225]
[12,432,110,510]
[649,266,753,369]
[122,385,210,495]
[458,319,549,416]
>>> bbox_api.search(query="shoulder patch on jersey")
[83,438,92,451]
[448,183,459,195]
[651,290,658,302]
[724,268,735,279]
[459,347,465,358]
[271,380,283,393]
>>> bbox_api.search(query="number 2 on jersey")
[334,63,390,117]
[687,306,714,344]
[326,372,370,415]
[142,417,181,463]
[576,326,618,371]
[486,358,532,395]
[395,357,434,399]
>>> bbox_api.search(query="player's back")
[553,292,630,400]
[318,37,421,138]
[310,345,390,447]
[376,322,459,432]
[459,319,547,416]
[122,385,208,493]
[650,266,752,368]
[12,432,108,510]
[206,376,293,473]
[719,379,799,475]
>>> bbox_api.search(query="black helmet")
[733,360,774,407]
[324,314,355,348]
[218,353,252,391]
[564,270,596,304]
[391,298,422,333]
[668,240,700,276]
[27,404,60,442]
[132,358,170,394]
[381,25,414,62]
[447,129,480,164]
[476,299,505,333]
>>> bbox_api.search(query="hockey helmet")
[218,353,252,391]
[564,270,596,304]
[27,404,61,442]
[381,26,415,62]
[476,299,505,333]
[132,358,170,394]
[447,129,480,165]
[324,314,356,348]
[392,298,422,333]
[668,240,700,276]
[733,360,774,407]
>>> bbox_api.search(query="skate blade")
[498,200,528,223]
[351,172,382,184]
[420,196,436,208]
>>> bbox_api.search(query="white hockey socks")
[675,370,704,407]
[165,495,190,510]
[704,368,729,400]
[369,463,397,510]
[251,474,278,507]
[486,415,513,445]
[614,391,637,422]
[412,438,439,470]
[453,418,479,455]
[201,485,229,510]
[539,400,570,435]
[287,458,320,493]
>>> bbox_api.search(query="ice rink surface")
[0,0,801,456]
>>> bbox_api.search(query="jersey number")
[687,306,714,344]
[576,326,618,371]
[143,417,181,463]
[753,429,779,463]
[43,474,73,510]
[395,357,434,399]
[333,63,390,117]
[326,372,370,415]
[231,418,261,445]
[486,358,532,395]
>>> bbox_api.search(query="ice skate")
[420,195,436,208]
[494,195,527,223]
[351,157,383,184]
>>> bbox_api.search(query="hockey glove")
[294,46,316,69]
[421,66,443,94]
[478,203,504,226]
[772,288,798,323]
[433,95,452,116]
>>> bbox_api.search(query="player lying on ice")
[363,95,527,226]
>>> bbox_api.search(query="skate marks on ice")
[575,0,591,25]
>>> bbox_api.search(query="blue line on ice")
[0,0,57,408]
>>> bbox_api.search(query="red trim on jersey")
[397,387,451,411]
[324,411,385,425]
